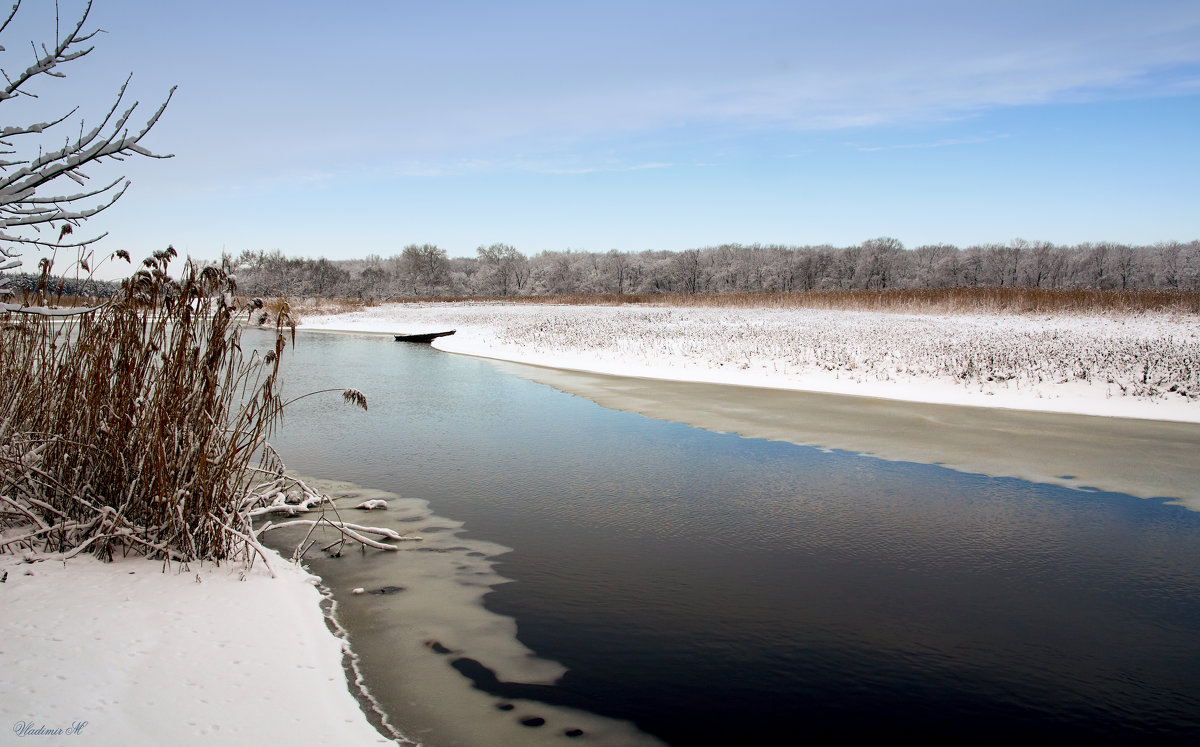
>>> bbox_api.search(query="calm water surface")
[255,329,1200,745]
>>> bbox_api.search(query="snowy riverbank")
[0,550,398,746]
[300,301,1200,423]
[5,300,1193,747]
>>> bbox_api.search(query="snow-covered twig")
[207,512,275,578]
[256,519,419,552]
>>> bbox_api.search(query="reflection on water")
[257,329,1200,745]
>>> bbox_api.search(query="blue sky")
[6,0,1199,274]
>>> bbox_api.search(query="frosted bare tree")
[0,0,173,314]
[476,243,528,296]
[399,243,450,294]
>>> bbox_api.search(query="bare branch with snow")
[0,0,173,262]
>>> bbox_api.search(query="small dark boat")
[394,329,456,343]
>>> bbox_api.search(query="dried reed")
[0,250,385,568]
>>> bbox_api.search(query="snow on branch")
[0,245,19,271]
[0,0,174,261]
[0,1,99,104]
[257,519,419,553]
[242,461,414,559]
[1,300,106,316]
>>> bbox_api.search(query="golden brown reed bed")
[293,287,1199,317]
[0,253,287,563]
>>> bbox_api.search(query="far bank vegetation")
[216,239,1200,315]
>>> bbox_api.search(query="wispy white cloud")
[387,159,494,178]
[846,135,1012,153]
[171,168,337,196]
[372,156,674,178]
[345,0,1200,153]
[532,162,673,175]
[113,0,1200,177]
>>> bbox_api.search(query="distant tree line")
[222,238,1200,300]
[0,272,118,300]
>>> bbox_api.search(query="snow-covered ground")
[300,301,1200,423]
[0,550,399,745]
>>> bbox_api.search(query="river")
[251,328,1200,745]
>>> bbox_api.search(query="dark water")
[256,329,1200,745]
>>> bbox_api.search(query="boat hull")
[394,330,456,343]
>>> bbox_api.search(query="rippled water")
[254,328,1200,745]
